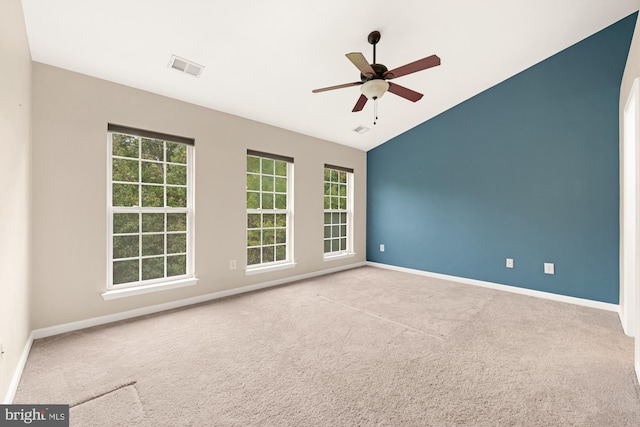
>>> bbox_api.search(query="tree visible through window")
[108,125,194,287]
[246,151,293,268]
[324,165,353,256]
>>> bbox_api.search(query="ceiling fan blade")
[388,82,423,102]
[312,82,362,93]
[352,94,368,112]
[384,54,441,79]
[346,52,376,77]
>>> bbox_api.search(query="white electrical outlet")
[506,258,514,268]
[230,260,237,270]
[380,244,385,252]
[544,263,555,275]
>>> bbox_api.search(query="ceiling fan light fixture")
[361,79,389,100]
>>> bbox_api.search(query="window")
[324,165,353,257]
[246,150,293,270]
[107,124,194,290]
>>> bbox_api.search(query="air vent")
[353,125,370,134]
[168,55,204,77]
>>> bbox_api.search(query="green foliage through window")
[246,154,290,266]
[110,131,191,286]
[324,167,351,255]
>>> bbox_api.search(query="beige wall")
[0,0,32,402]
[30,63,366,329]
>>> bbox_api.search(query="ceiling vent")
[353,125,370,134]
[168,55,204,77]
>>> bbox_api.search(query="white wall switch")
[506,258,514,268]
[380,244,385,252]
[230,260,237,270]
[544,263,555,274]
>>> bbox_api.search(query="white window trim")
[245,261,297,276]
[245,155,295,273]
[324,252,356,262]
[106,130,196,295]
[102,277,198,300]
[323,167,354,259]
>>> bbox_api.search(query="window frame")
[246,150,295,274]
[105,125,196,296]
[323,164,354,259]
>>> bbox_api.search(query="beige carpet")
[14,266,640,426]
[70,382,146,426]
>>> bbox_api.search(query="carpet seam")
[70,380,138,408]
[131,381,149,419]
[318,294,446,341]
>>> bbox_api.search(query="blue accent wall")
[367,13,637,304]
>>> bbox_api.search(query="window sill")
[102,277,198,300]
[324,252,356,262]
[245,262,297,276]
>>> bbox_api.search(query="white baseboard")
[3,332,34,404]
[32,262,366,340]
[9,260,616,403]
[619,309,633,337]
[366,262,619,312]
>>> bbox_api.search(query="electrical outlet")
[230,260,237,270]
[380,244,385,252]
[544,263,555,275]
[506,258,514,268]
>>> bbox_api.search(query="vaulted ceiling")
[21,0,639,151]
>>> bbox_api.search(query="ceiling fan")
[312,31,440,124]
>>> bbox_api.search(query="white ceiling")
[21,0,639,151]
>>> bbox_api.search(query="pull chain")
[373,98,378,125]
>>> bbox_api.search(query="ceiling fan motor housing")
[360,63,390,82]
